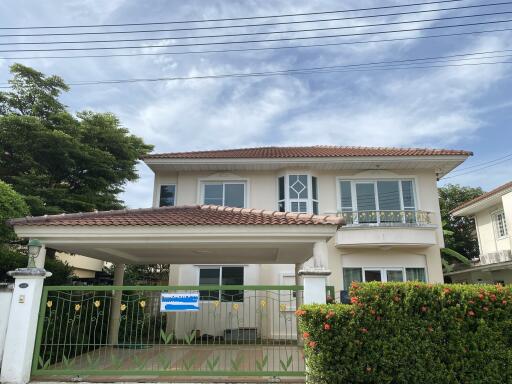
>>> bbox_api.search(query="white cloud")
[1,0,511,207]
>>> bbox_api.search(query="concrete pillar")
[1,268,51,384]
[312,240,329,269]
[34,245,46,269]
[108,263,125,345]
[299,270,331,304]
[0,283,13,365]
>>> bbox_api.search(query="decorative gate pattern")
[32,285,305,378]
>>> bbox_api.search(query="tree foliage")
[0,63,153,215]
[0,180,29,243]
[439,184,484,261]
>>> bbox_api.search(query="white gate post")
[0,268,51,384]
[0,283,14,365]
[299,240,331,304]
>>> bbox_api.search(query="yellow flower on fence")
[260,300,267,308]
[74,304,81,311]
[94,300,101,308]
[120,304,127,312]
[46,300,53,308]
[280,304,287,312]
[232,303,240,311]
[213,300,220,307]
[139,300,146,308]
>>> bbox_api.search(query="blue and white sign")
[160,293,200,312]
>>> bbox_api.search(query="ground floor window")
[198,266,244,302]
[342,267,426,291]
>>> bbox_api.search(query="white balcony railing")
[337,210,433,227]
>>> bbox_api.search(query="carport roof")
[9,204,343,227]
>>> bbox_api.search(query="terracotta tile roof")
[143,146,472,160]
[451,181,512,214]
[9,205,343,227]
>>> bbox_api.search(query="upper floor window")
[339,179,416,223]
[492,210,508,238]
[159,185,176,207]
[278,174,319,214]
[201,181,245,208]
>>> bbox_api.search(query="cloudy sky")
[1,0,511,208]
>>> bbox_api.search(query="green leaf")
[183,331,196,345]
[442,247,471,265]
[230,355,244,371]
[256,354,268,371]
[279,355,293,371]
[206,355,220,371]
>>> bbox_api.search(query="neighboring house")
[10,146,470,298]
[55,252,105,280]
[448,181,512,284]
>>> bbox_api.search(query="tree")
[0,180,29,243]
[0,63,153,215]
[0,181,73,284]
[439,184,485,265]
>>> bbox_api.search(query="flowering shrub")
[298,282,512,383]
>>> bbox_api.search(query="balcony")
[335,210,438,248]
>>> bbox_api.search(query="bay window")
[339,179,416,224]
[202,181,245,208]
[278,174,319,214]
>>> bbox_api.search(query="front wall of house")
[153,167,444,285]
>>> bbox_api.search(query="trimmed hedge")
[298,282,512,383]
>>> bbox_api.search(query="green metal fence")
[32,285,305,378]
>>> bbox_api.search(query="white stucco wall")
[56,252,104,278]
[474,202,511,256]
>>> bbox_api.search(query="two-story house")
[141,146,470,296]
[448,181,512,284]
[10,146,470,296]
[7,145,470,361]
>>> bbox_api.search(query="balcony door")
[340,179,416,224]
[355,182,377,223]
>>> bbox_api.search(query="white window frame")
[278,173,319,214]
[199,180,247,208]
[342,266,428,290]
[197,265,245,302]
[157,184,177,207]
[492,209,508,239]
[336,178,418,224]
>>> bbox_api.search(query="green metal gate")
[32,285,305,378]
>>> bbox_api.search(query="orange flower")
[303,331,310,339]
[467,310,475,317]
[323,323,331,331]
[478,294,485,300]
[350,296,359,304]
[360,327,368,334]
[489,294,497,302]
[295,309,306,316]
[325,310,335,319]
[308,341,317,348]
[502,300,508,305]
[443,287,451,294]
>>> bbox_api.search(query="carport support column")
[108,263,125,345]
[299,240,331,305]
[1,268,51,384]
